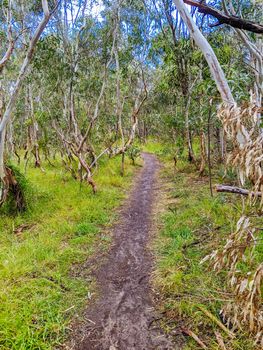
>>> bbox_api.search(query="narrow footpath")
[73,153,178,350]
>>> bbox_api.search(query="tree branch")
[183,0,263,34]
[215,184,262,197]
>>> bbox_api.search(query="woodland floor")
[69,153,182,350]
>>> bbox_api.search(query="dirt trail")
[73,153,178,350]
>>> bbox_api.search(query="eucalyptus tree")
[0,0,55,208]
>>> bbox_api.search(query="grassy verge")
[145,141,261,350]
[0,156,135,349]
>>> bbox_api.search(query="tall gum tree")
[0,0,53,207]
[173,0,234,105]
[172,0,253,147]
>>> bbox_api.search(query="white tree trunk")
[172,0,251,147]
[173,0,235,105]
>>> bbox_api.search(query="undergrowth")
[2,163,33,214]
[0,155,134,349]
[145,140,262,350]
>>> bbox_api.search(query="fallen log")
[215,185,262,197]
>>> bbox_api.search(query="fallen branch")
[183,0,263,34]
[13,223,35,236]
[215,185,262,197]
[181,328,207,349]
[197,306,235,338]
[215,331,227,350]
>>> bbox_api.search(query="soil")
[71,153,181,350]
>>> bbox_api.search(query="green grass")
[145,140,262,349]
[142,139,174,161]
[0,155,135,349]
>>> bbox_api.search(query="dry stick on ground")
[197,306,235,338]
[215,331,227,350]
[183,0,263,34]
[215,185,262,197]
[181,328,208,349]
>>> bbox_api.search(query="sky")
[66,0,104,24]
[90,0,104,19]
